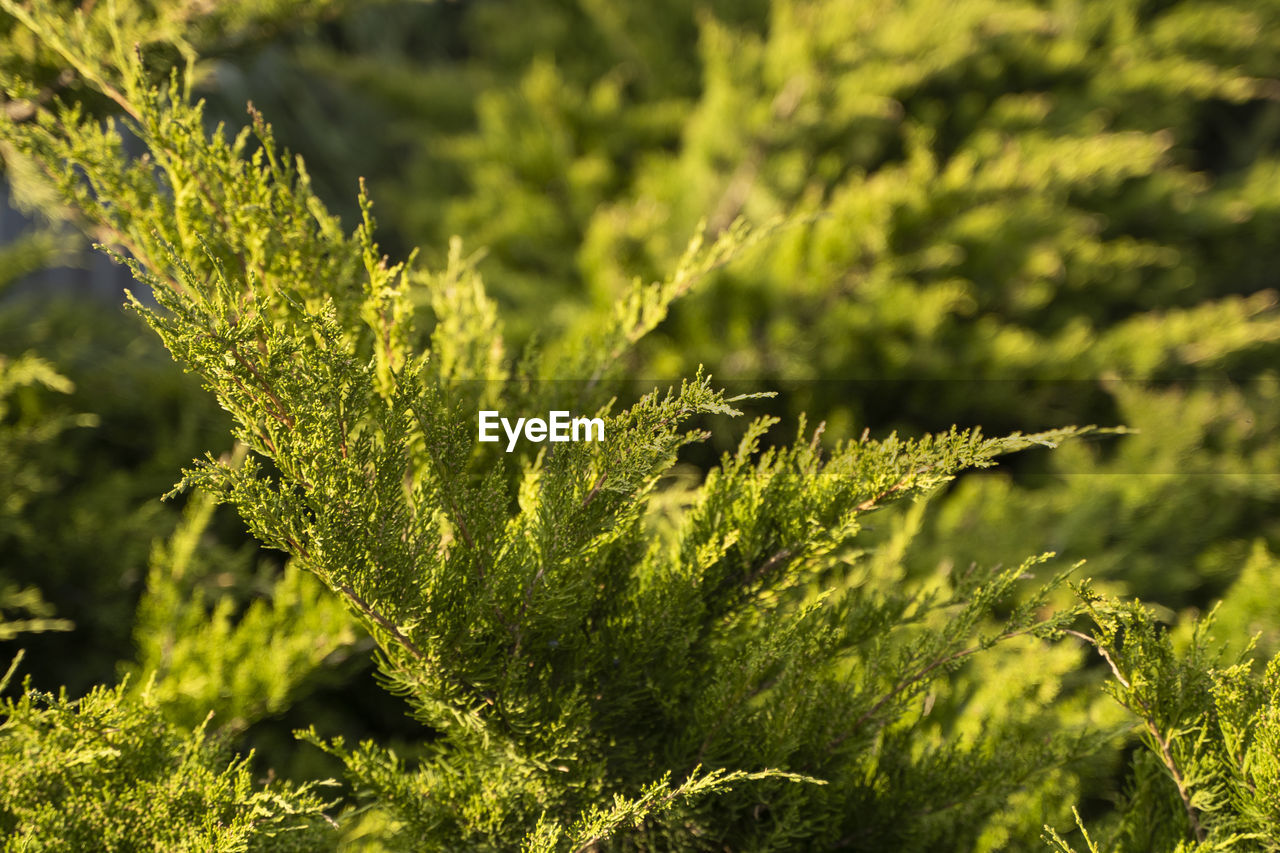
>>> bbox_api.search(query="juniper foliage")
[252,0,1280,614]
[0,663,339,851]
[1045,588,1280,852]
[0,3,1105,849]
[4,2,1280,852]
[126,472,360,734]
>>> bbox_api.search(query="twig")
[230,347,295,428]
[581,471,608,509]
[1062,629,1130,688]
[743,546,793,589]
[335,580,427,664]
[853,468,928,512]
[280,532,427,666]
[1063,629,1203,842]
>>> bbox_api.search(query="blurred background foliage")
[188,0,1280,614]
[2,0,1280,846]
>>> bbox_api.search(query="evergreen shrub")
[1,2,1280,851]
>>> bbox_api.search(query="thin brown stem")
[581,471,607,509]
[853,469,925,512]
[1062,629,1129,688]
[1064,629,1203,842]
[229,347,294,428]
[743,546,793,589]
[335,580,427,664]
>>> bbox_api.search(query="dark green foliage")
[0,295,237,694]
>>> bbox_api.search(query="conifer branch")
[280,532,426,666]
[1064,628,1204,843]
[228,346,295,429]
[581,471,607,509]
[828,625,1040,751]
[853,468,928,513]
[1140,715,1206,845]
[10,5,1237,846]
[0,0,143,123]
[1062,629,1130,689]
[334,580,426,664]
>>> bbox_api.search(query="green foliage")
[0,3,1102,847]
[0,349,92,535]
[0,295,239,694]
[0,585,67,642]
[255,0,1280,393]
[128,476,360,733]
[0,227,70,290]
[174,0,1280,618]
[905,378,1280,607]
[1046,589,1280,851]
[2,0,1279,850]
[519,765,824,853]
[0,674,338,851]
[1208,542,1280,661]
[0,352,82,643]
